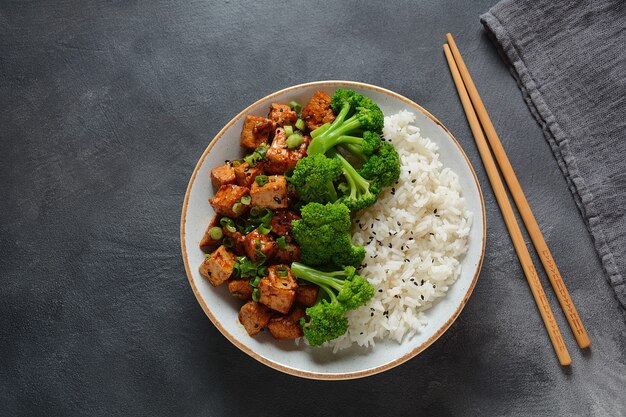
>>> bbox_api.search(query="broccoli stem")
[330,150,372,199]
[308,106,364,156]
[291,262,346,293]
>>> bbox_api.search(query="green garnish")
[255,175,269,186]
[276,236,288,249]
[209,227,223,240]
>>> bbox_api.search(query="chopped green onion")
[250,276,261,287]
[289,101,302,114]
[204,253,212,258]
[231,160,242,167]
[276,236,288,249]
[209,227,223,240]
[255,175,269,186]
[240,195,251,205]
[222,236,234,248]
[256,143,269,158]
[295,118,306,131]
[250,206,263,217]
[257,266,268,277]
[310,122,331,138]
[258,224,272,235]
[220,217,237,233]
[286,132,303,149]
[275,266,288,277]
[232,202,243,215]
[252,288,260,301]
[284,125,293,136]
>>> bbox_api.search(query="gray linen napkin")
[480,0,626,311]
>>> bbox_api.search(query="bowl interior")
[180,81,485,379]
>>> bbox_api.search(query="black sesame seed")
[411,179,416,183]
[434,209,438,214]
[371,312,374,317]
[388,243,392,248]
[378,289,383,293]
[421,295,425,300]
[408,237,414,240]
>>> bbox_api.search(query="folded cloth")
[480,0,626,311]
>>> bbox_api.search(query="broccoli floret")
[291,202,365,268]
[358,142,401,190]
[338,131,382,161]
[299,300,348,347]
[291,262,375,346]
[329,149,378,212]
[307,89,384,156]
[289,154,342,204]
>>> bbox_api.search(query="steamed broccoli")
[291,202,365,268]
[289,154,342,204]
[357,142,401,190]
[329,149,379,212]
[307,89,384,156]
[291,262,375,346]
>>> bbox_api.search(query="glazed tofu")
[250,175,289,209]
[240,115,275,150]
[223,227,246,256]
[268,306,305,340]
[265,128,310,174]
[198,245,236,287]
[233,161,264,188]
[199,215,222,251]
[273,242,301,264]
[270,209,300,236]
[268,103,298,127]
[238,301,272,336]
[296,285,319,307]
[243,230,278,262]
[228,279,253,300]
[210,163,236,189]
[301,91,336,131]
[258,265,297,314]
[209,184,250,218]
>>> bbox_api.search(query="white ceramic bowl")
[181,81,485,379]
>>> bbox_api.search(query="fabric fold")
[480,0,626,310]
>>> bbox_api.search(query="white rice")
[326,110,472,351]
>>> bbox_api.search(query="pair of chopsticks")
[443,33,590,366]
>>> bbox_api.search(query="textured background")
[1,1,625,416]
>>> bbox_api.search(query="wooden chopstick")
[446,33,590,350]
[444,44,572,366]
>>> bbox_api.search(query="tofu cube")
[210,163,236,189]
[273,242,301,264]
[258,264,297,314]
[223,228,246,256]
[228,279,253,300]
[268,103,297,127]
[238,301,271,336]
[240,115,275,150]
[295,285,319,307]
[209,184,250,218]
[233,161,264,188]
[199,215,222,251]
[199,245,236,287]
[265,128,310,175]
[301,91,336,131]
[250,175,289,209]
[268,306,305,340]
[270,209,300,236]
[243,229,277,262]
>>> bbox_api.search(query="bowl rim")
[180,80,486,380]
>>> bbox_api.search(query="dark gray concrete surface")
[1,1,624,416]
